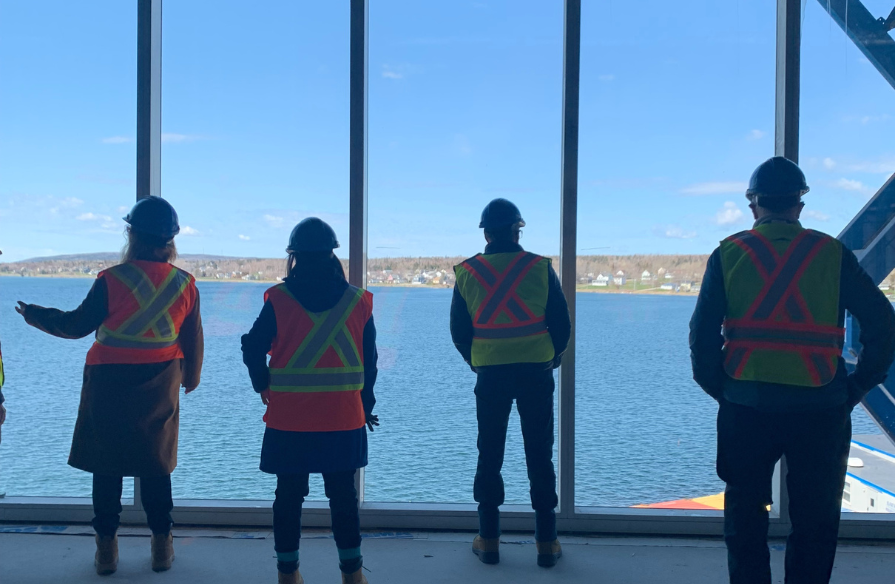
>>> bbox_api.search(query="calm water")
[0,278,880,506]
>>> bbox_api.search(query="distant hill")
[19,252,238,263]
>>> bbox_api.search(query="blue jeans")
[474,368,558,542]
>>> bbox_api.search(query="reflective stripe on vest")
[455,251,555,367]
[721,226,844,387]
[96,264,192,350]
[269,286,366,393]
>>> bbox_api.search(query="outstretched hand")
[183,385,198,395]
[366,414,380,432]
[15,301,28,318]
[260,389,271,405]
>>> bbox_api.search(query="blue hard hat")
[746,157,810,200]
[124,197,180,239]
[479,198,526,230]
[287,217,340,253]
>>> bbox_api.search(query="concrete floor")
[1,527,895,583]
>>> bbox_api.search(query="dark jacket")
[450,241,571,375]
[241,274,378,474]
[21,267,204,475]
[689,218,895,412]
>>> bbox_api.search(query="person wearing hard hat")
[15,197,204,575]
[241,218,378,584]
[690,157,895,583]
[451,199,571,568]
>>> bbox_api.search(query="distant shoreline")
[0,273,701,296]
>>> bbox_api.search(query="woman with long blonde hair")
[16,197,203,575]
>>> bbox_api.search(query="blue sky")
[1,0,893,262]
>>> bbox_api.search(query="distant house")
[641,270,652,282]
[593,273,610,287]
[680,281,694,292]
[665,272,674,280]
[613,270,627,286]
[660,283,677,291]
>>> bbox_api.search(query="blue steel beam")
[816,0,895,90]
[819,1,895,444]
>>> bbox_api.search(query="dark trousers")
[474,369,558,542]
[717,400,851,584]
[274,471,361,574]
[92,474,173,536]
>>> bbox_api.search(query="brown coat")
[23,273,203,477]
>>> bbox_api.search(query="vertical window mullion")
[349,0,369,505]
[772,0,802,525]
[558,0,581,520]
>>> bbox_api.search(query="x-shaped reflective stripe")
[111,263,175,338]
[727,230,840,384]
[464,253,541,326]
[286,287,363,370]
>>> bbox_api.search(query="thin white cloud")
[161,133,204,143]
[180,226,200,236]
[804,209,830,222]
[454,134,472,156]
[714,202,745,226]
[823,157,836,170]
[61,197,84,207]
[843,114,891,125]
[102,136,133,144]
[598,74,615,82]
[382,70,403,80]
[238,234,251,241]
[680,181,747,196]
[847,156,895,174]
[77,212,113,222]
[658,225,697,240]
[263,214,286,228]
[747,129,766,141]
[834,178,870,193]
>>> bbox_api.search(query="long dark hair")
[121,227,178,263]
[285,251,346,282]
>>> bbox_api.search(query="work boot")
[536,539,563,568]
[278,569,305,584]
[151,532,175,572]
[472,535,500,565]
[341,567,368,584]
[94,534,118,576]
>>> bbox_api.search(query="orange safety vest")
[87,261,197,366]
[264,283,372,433]
[721,224,845,387]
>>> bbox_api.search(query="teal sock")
[277,550,299,574]
[338,547,362,573]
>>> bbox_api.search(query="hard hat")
[286,217,340,253]
[746,156,810,200]
[479,198,526,230]
[123,197,181,239]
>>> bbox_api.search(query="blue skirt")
[260,426,368,475]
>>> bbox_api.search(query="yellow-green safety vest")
[455,251,555,367]
[720,222,844,387]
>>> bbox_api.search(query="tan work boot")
[151,532,175,572]
[94,534,119,576]
[341,567,368,584]
[536,539,563,567]
[472,535,500,565]
[278,569,305,584]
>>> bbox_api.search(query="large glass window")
[0,0,137,498]
[802,0,895,513]
[363,0,562,503]
[574,0,775,508]
[162,1,350,500]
